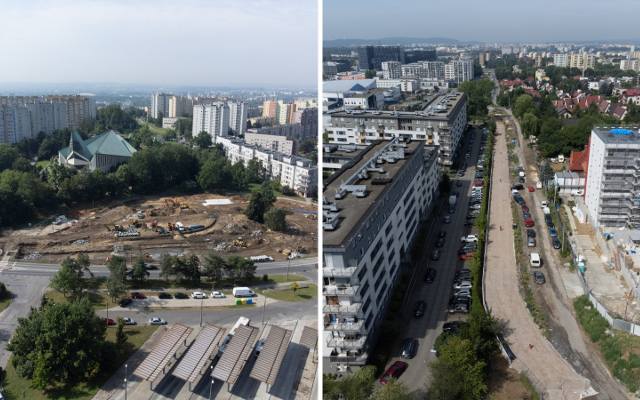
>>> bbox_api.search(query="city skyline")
[324,0,640,43]
[0,0,317,88]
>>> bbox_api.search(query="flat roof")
[592,127,640,144]
[249,326,293,385]
[328,91,464,121]
[211,324,259,385]
[133,324,193,382]
[172,325,227,383]
[323,140,423,247]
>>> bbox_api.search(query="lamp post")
[124,363,128,400]
[200,296,204,327]
[209,365,214,400]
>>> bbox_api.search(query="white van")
[530,252,541,268]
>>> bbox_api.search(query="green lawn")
[45,290,108,310]
[0,297,11,313]
[267,274,307,283]
[3,326,157,400]
[141,122,173,137]
[260,284,316,302]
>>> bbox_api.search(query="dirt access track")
[484,121,595,400]
[0,193,317,265]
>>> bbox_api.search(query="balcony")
[323,284,360,297]
[327,336,368,349]
[323,302,362,315]
[328,353,369,365]
[323,266,359,280]
[325,320,365,333]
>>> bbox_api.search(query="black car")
[533,271,546,284]
[526,229,536,238]
[436,237,445,248]
[414,301,426,318]
[401,338,418,359]
[512,184,524,191]
[431,249,441,261]
[552,237,561,249]
[438,230,447,238]
[119,298,132,307]
[424,268,437,284]
[443,321,468,334]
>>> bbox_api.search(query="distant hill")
[323,37,465,47]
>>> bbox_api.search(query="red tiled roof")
[569,147,589,172]
[623,88,640,97]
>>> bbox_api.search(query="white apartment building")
[245,131,294,155]
[325,91,467,166]
[277,101,295,125]
[585,127,640,229]
[554,53,569,67]
[151,93,172,119]
[381,61,402,79]
[620,59,640,72]
[192,103,230,140]
[554,52,596,69]
[214,135,317,197]
[444,59,474,84]
[323,139,439,372]
[228,102,247,135]
[152,93,192,118]
[0,105,31,144]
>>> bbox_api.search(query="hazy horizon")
[324,0,640,43]
[0,0,317,89]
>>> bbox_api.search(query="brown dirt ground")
[0,193,317,264]
[488,357,537,400]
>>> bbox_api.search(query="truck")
[232,287,256,298]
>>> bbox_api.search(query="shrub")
[262,274,269,282]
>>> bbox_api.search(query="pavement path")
[484,121,594,400]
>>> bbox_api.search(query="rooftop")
[328,91,465,121]
[323,139,424,247]
[592,126,640,144]
[323,79,376,94]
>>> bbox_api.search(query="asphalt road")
[388,127,483,395]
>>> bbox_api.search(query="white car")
[460,235,479,243]
[254,339,266,356]
[453,281,473,290]
[191,291,208,299]
[210,290,226,298]
[541,201,548,208]
[122,317,136,325]
[148,317,167,325]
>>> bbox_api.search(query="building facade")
[325,91,468,166]
[444,59,474,84]
[323,139,439,372]
[381,61,402,79]
[585,127,640,228]
[245,131,294,155]
[58,130,136,172]
[192,103,230,140]
[228,102,247,135]
[357,46,404,70]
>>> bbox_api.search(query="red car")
[524,218,535,227]
[131,292,147,300]
[521,205,529,213]
[104,318,116,326]
[379,361,408,384]
[459,253,475,261]
[528,186,535,192]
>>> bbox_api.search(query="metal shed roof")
[211,324,259,384]
[172,325,227,383]
[249,326,292,385]
[299,326,318,350]
[133,324,192,381]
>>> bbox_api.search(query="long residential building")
[444,59,474,84]
[323,138,439,372]
[553,52,596,69]
[151,93,193,119]
[325,91,467,166]
[215,135,317,197]
[585,126,640,229]
[245,131,294,155]
[0,95,96,143]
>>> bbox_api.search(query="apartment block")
[357,46,404,70]
[262,100,278,119]
[323,139,439,372]
[228,102,247,135]
[215,136,317,197]
[245,131,294,155]
[381,61,402,79]
[585,127,640,229]
[192,102,229,140]
[325,91,467,166]
[444,59,474,84]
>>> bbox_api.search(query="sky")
[0,0,317,88]
[324,0,640,43]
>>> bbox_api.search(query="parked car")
[119,298,132,307]
[148,317,167,325]
[549,227,558,237]
[526,229,536,238]
[210,290,226,298]
[512,184,524,191]
[436,237,445,248]
[461,235,479,243]
[414,301,426,318]
[552,237,561,249]
[158,292,173,299]
[533,271,546,285]
[379,361,408,384]
[400,338,418,359]
[458,253,475,261]
[443,321,468,333]
[130,292,146,300]
[527,236,536,247]
[191,291,208,299]
[524,218,535,228]
[453,281,472,290]
[424,268,437,284]
[521,205,530,213]
[174,292,189,299]
[104,318,116,326]
[122,317,136,325]
[443,215,452,224]
[528,186,535,192]
[541,201,548,208]
[431,249,441,261]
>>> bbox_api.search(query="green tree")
[226,256,256,282]
[131,257,149,283]
[0,145,19,171]
[95,104,139,133]
[197,157,230,192]
[245,159,263,183]
[7,298,106,389]
[106,275,126,303]
[244,182,276,223]
[194,131,213,149]
[513,94,535,118]
[115,318,127,350]
[203,252,227,283]
[51,255,93,299]
[264,208,287,231]
[160,254,176,281]
[323,365,376,400]
[365,69,376,79]
[428,337,487,400]
[0,281,10,300]
[106,255,127,283]
[372,379,412,400]
[521,112,539,138]
[290,281,300,296]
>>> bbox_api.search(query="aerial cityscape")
[0,1,318,399]
[322,0,640,399]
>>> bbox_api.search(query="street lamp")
[209,365,214,400]
[124,363,128,400]
[200,296,204,327]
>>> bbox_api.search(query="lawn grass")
[259,284,316,302]
[266,274,307,283]
[0,297,11,313]
[45,290,108,310]
[3,326,157,400]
